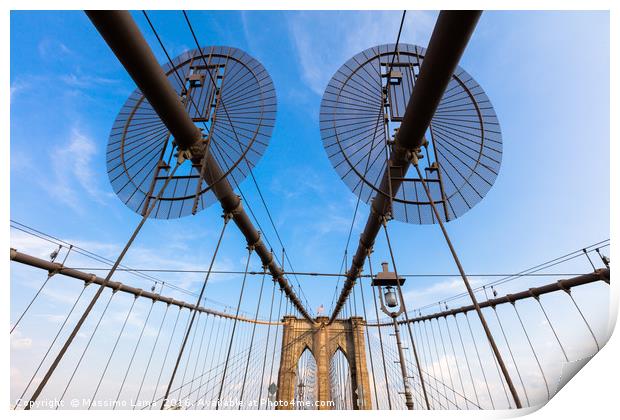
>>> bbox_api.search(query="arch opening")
[330,347,354,409]
[294,347,317,410]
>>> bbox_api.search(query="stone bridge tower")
[276,316,372,410]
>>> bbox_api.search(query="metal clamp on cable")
[557,280,572,295]
[86,274,97,286]
[221,195,243,220]
[247,231,261,251]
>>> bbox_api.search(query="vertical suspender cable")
[216,247,254,409]
[57,289,117,406]
[192,314,219,409]
[358,277,380,408]
[257,280,276,409]
[175,311,203,403]
[160,216,230,409]
[150,306,183,409]
[511,303,550,400]
[534,296,569,362]
[114,300,156,408]
[14,281,89,409]
[452,314,481,407]
[239,270,267,405]
[433,318,458,407]
[442,315,469,409]
[11,245,73,333]
[134,303,171,406]
[490,304,529,405]
[186,312,211,402]
[421,319,444,407]
[367,256,394,409]
[463,313,495,408]
[564,288,600,351]
[381,223,431,409]
[267,289,284,408]
[88,294,139,408]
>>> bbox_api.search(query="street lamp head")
[385,286,398,308]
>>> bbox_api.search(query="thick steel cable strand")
[182,11,311,311]
[329,11,408,314]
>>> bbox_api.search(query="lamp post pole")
[374,262,414,410]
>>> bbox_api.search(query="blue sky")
[10,10,609,310]
[9,10,610,406]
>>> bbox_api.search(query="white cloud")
[59,72,119,89]
[288,11,437,96]
[10,79,30,101]
[11,330,33,350]
[10,229,60,259]
[47,126,112,213]
[37,38,72,60]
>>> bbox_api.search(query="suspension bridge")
[9,10,611,410]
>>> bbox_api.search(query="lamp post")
[372,262,414,410]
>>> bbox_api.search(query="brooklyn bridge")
[9,10,610,410]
